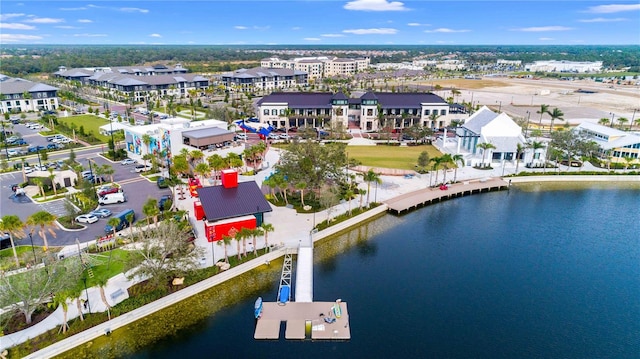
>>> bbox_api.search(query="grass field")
[57,114,111,142]
[346,144,443,171]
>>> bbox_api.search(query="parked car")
[98,192,126,205]
[90,208,113,218]
[23,166,34,174]
[234,133,247,140]
[97,187,121,197]
[27,145,45,153]
[13,139,27,145]
[46,143,58,150]
[81,170,93,179]
[267,133,279,140]
[279,134,290,140]
[157,176,168,188]
[121,158,137,165]
[134,164,152,173]
[6,149,20,156]
[75,214,99,224]
[159,195,172,211]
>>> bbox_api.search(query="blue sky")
[1,1,639,45]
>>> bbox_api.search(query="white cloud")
[73,33,108,37]
[59,7,88,11]
[304,37,321,41]
[0,23,36,30]
[344,0,408,12]
[78,19,92,23]
[0,13,25,21]
[24,17,64,24]
[512,26,573,32]
[235,25,248,30]
[0,33,43,42]
[539,37,554,41]
[150,33,162,38]
[585,4,640,13]
[578,17,627,23]
[119,7,149,14]
[56,25,79,29]
[343,28,398,35]
[321,34,345,38]
[407,22,429,27]
[424,28,470,33]
[291,27,301,31]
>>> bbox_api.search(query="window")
[263,109,269,115]
[280,109,285,115]
[440,109,446,116]
[271,109,277,115]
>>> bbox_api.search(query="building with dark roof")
[53,64,208,103]
[257,91,464,132]
[218,67,308,93]
[182,127,235,150]
[0,75,59,114]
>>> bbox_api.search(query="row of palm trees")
[216,223,275,264]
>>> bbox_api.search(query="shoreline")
[16,174,640,358]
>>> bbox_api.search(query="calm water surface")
[127,185,640,359]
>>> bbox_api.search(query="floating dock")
[254,301,350,340]
[385,177,508,214]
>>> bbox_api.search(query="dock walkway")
[254,301,350,340]
[385,177,509,214]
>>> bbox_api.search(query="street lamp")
[28,229,37,264]
[525,111,531,138]
[36,147,43,168]
[496,100,502,112]
[610,112,615,128]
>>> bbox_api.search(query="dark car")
[157,177,168,188]
[1,233,11,250]
[158,195,172,211]
[46,143,58,150]
[12,138,27,145]
[27,145,45,153]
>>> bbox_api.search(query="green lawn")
[346,144,443,171]
[82,249,130,287]
[57,114,111,142]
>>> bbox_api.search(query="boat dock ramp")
[254,234,350,340]
[385,177,509,214]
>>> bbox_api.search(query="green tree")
[0,215,25,267]
[48,168,58,197]
[190,149,204,164]
[47,291,71,333]
[102,164,115,183]
[361,169,381,206]
[143,198,160,226]
[440,153,453,183]
[451,154,464,183]
[261,223,274,253]
[194,162,210,184]
[295,181,307,207]
[26,210,57,251]
[207,154,226,185]
[252,227,264,256]
[125,221,205,288]
[239,227,252,258]
[476,142,496,168]
[107,217,120,238]
[547,107,565,132]
[514,143,525,173]
[95,274,112,320]
[218,235,233,264]
[537,104,549,129]
[417,151,430,171]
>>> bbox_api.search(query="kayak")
[254,297,263,319]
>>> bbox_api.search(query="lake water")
[120,184,640,359]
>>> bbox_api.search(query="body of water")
[103,185,639,358]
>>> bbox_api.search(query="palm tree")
[26,210,57,251]
[239,227,252,258]
[537,104,549,130]
[207,154,226,185]
[48,291,70,333]
[141,133,152,156]
[362,169,381,206]
[107,217,120,238]
[430,156,444,185]
[0,215,25,267]
[514,143,525,173]
[47,168,58,197]
[345,188,355,215]
[194,162,210,184]
[295,182,307,207]
[33,177,46,199]
[102,164,115,183]
[252,227,264,256]
[190,149,204,164]
[143,198,159,227]
[68,286,84,322]
[95,274,112,320]
[440,153,453,184]
[218,235,233,263]
[125,212,135,239]
[617,117,629,130]
[547,107,564,133]
[598,117,610,126]
[476,142,496,168]
[451,154,464,183]
[261,223,274,253]
[528,141,545,167]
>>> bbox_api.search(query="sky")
[1,0,639,45]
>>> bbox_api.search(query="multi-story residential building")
[574,122,640,165]
[0,74,59,114]
[256,91,459,132]
[260,56,370,80]
[218,67,308,93]
[54,64,209,103]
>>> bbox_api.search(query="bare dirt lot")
[404,77,640,126]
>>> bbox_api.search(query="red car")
[98,187,121,197]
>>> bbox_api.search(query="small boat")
[254,297,263,319]
[332,299,342,318]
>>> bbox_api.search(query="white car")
[134,164,152,173]
[75,214,99,224]
[23,167,34,174]
[121,158,137,165]
[279,134,290,140]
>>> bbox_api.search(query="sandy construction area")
[417,77,640,127]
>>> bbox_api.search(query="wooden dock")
[254,301,350,340]
[385,177,509,214]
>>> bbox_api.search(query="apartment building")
[0,74,59,114]
[218,67,308,92]
[260,56,370,80]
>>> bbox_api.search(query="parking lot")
[1,148,173,247]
